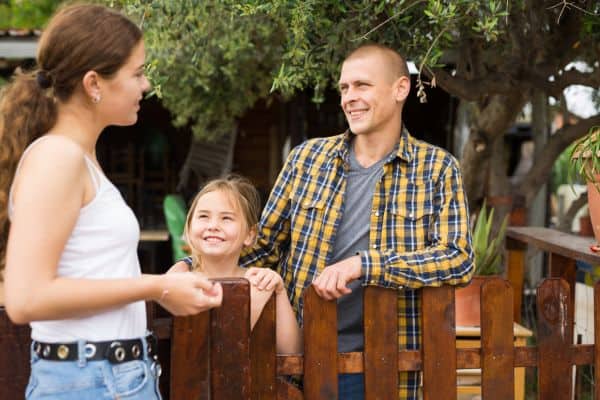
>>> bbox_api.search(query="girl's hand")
[157,272,222,316]
[244,267,284,294]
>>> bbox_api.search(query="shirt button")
[372,244,378,249]
[374,211,380,217]
[409,212,414,218]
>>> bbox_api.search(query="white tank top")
[9,137,146,342]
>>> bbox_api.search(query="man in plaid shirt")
[240,43,474,399]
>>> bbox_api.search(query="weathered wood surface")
[506,226,600,265]
[537,279,573,400]
[506,226,600,327]
[250,295,277,400]
[170,310,210,399]
[303,286,338,399]
[171,279,251,400]
[480,278,514,400]
[1,273,595,399]
[364,286,398,400]
[421,285,456,400]
[209,279,252,399]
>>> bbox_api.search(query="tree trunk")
[460,93,527,210]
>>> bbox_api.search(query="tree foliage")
[109,0,285,139]
[113,0,600,213]
[0,0,62,30]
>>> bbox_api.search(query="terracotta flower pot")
[587,180,600,244]
[455,276,487,326]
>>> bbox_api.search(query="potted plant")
[455,201,508,326]
[569,126,600,243]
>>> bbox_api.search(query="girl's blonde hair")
[183,175,261,270]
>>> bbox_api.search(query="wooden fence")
[2,275,598,399]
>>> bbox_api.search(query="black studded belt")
[32,333,158,364]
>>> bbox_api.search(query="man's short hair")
[344,43,410,81]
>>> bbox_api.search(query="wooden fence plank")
[480,278,514,400]
[251,295,276,400]
[0,308,30,400]
[170,312,210,400]
[210,278,252,399]
[421,285,456,400]
[364,286,398,400]
[548,253,576,332]
[303,285,338,399]
[537,278,572,400]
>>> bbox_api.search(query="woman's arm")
[5,138,221,324]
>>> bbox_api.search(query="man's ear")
[244,225,258,247]
[393,75,411,103]
[82,70,101,101]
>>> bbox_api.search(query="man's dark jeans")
[338,373,364,400]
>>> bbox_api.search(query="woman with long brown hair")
[0,4,222,399]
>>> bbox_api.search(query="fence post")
[170,310,210,399]
[364,286,398,400]
[548,253,576,334]
[421,285,456,400]
[210,278,252,399]
[170,278,252,400]
[480,278,514,400]
[303,285,337,399]
[537,278,572,399]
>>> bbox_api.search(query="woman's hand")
[157,272,222,316]
[167,260,190,273]
[244,267,284,294]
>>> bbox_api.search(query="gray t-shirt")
[332,144,389,352]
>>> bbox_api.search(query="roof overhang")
[0,37,37,59]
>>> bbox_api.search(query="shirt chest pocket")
[289,192,328,245]
[387,189,435,251]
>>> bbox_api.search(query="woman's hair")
[184,175,262,271]
[0,4,142,275]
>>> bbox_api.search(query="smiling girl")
[171,175,302,354]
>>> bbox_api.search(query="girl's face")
[97,41,151,126]
[188,189,255,261]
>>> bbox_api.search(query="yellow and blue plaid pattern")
[240,129,474,399]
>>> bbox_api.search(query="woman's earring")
[92,94,101,103]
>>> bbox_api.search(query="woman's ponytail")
[0,69,57,276]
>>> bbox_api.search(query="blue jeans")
[26,338,162,399]
[338,373,365,400]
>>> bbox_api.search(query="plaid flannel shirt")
[240,129,474,399]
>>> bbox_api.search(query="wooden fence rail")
[1,276,598,399]
[163,278,600,400]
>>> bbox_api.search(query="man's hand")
[312,255,362,300]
